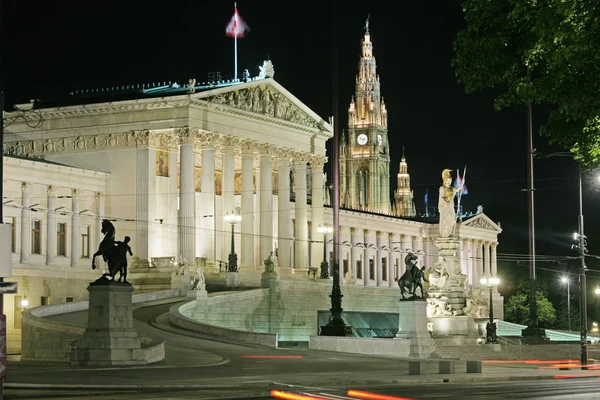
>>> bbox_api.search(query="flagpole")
[453,166,466,234]
[234,2,237,80]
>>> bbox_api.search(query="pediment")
[29,203,48,213]
[55,206,72,215]
[461,213,502,233]
[80,209,96,217]
[3,200,22,209]
[196,79,332,133]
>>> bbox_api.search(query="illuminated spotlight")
[347,390,417,400]
[270,390,327,400]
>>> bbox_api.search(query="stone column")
[474,240,482,286]
[484,241,491,277]
[221,139,236,262]
[20,182,31,263]
[363,229,370,284]
[350,227,357,280]
[276,151,291,270]
[310,156,326,269]
[376,231,383,285]
[198,132,214,262]
[388,232,395,287]
[240,145,255,268]
[491,242,498,276]
[415,236,424,268]
[400,235,407,276]
[71,189,81,267]
[259,146,274,262]
[46,186,58,265]
[94,192,105,267]
[294,155,309,270]
[179,129,196,264]
[466,239,473,286]
[135,141,154,267]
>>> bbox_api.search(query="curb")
[5,372,599,390]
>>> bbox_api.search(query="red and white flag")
[225,5,249,38]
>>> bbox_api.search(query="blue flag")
[454,169,468,195]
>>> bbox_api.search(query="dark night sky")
[3,1,600,288]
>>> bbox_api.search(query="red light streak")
[270,389,327,399]
[241,355,304,359]
[347,390,417,400]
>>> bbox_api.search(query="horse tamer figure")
[397,252,428,300]
[91,219,132,283]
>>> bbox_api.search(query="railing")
[497,336,522,358]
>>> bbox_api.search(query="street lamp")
[561,276,571,331]
[480,276,500,344]
[595,287,600,295]
[318,225,333,279]
[224,209,241,272]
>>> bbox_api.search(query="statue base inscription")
[395,301,436,358]
[76,280,148,365]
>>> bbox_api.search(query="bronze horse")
[397,252,427,299]
[92,219,128,282]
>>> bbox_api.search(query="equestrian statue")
[92,219,132,283]
[397,251,427,300]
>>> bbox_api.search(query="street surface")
[5,298,600,399]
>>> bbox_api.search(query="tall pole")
[320,0,345,336]
[578,166,588,369]
[567,280,571,331]
[0,91,4,400]
[234,2,238,80]
[521,66,546,343]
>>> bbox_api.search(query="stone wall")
[181,279,402,342]
[21,289,180,362]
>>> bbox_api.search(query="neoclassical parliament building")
[2,27,501,351]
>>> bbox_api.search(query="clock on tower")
[357,134,368,146]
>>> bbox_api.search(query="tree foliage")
[504,277,557,327]
[453,0,600,169]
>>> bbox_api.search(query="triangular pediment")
[195,78,332,133]
[55,206,72,215]
[3,200,22,209]
[461,213,502,233]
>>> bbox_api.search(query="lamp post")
[318,225,332,279]
[480,276,500,344]
[561,276,571,331]
[224,209,241,272]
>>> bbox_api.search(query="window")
[81,226,90,258]
[382,257,388,281]
[57,223,66,256]
[357,256,363,279]
[343,259,349,276]
[369,257,375,280]
[66,297,74,303]
[10,217,16,253]
[31,220,41,254]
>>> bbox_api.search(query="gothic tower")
[393,148,416,217]
[340,18,391,213]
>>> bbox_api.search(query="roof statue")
[365,14,370,34]
[187,78,196,94]
[259,60,275,79]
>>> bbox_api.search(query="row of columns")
[17,182,104,266]
[461,239,498,287]
[174,129,327,270]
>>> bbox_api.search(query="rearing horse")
[92,219,119,278]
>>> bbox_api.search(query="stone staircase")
[128,257,175,294]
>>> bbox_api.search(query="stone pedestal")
[261,272,280,288]
[226,271,243,288]
[427,289,467,317]
[76,280,146,365]
[187,289,208,299]
[171,273,192,294]
[395,300,436,358]
[430,316,479,338]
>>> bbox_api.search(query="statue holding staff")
[438,168,464,238]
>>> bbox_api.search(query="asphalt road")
[5,379,600,399]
